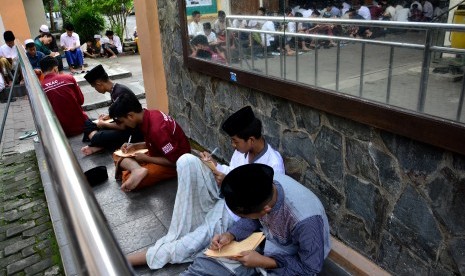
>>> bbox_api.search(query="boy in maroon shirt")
[39,56,89,136]
[109,93,191,192]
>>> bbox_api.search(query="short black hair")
[65,23,74,31]
[285,7,293,14]
[203,22,211,30]
[3,31,15,42]
[39,56,58,72]
[25,43,36,49]
[221,164,274,215]
[109,92,142,122]
[191,34,208,46]
[218,10,226,17]
[196,49,212,59]
[192,10,201,17]
[40,33,53,38]
[259,7,266,14]
[105,30,114,36]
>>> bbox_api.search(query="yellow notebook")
[114,148,148,158]
[205,232,265,258]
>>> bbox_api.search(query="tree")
[43,0,55,31]
[93,0,134,40]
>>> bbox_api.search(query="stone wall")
[156,0,465,274]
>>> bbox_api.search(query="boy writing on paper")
[109,93,191,192]
[182,164,331,276]
[127,106,285,269]
[81,65,144,155]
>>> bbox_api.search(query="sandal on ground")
[19,131,37,140]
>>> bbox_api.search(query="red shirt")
[140,109,191,163]
[41,73,89,136]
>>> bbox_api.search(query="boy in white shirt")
[60,24,85,74]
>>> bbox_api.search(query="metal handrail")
[16,42,134,275]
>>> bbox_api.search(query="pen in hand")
[211,147,218,157]
[124,135,132,153]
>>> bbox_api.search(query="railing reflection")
[192,15,465,123]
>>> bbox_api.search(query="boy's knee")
[176,153,199,168]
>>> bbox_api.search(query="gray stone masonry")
[0,152,63,275]
[160,0,465,274]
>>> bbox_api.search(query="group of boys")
[35,26,330,273]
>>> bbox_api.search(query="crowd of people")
[187,0,447,62]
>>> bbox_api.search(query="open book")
[114,148,148,158]
[92,118,114,124]
[205,232,265,258]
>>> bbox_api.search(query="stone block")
[378,231,429,275]
[388,185,442,261]
[24,259,53,275]
[44,265,61,275]
[346,138,378,184]
[304,169,343,222]
[6,221,35,238]
[3,209,20,222]
[337,214,374,256]
[448,238,465,275]
[282,130,316,166]
[0,252,22,269]
[425,167,465,235]
[327,114,372,141]
[315,126,343,185]
[21,239,50,257]
[294,104,320,134]
[381,132,443,175]
[6,254,41,274]
[345,174,387,239]
[22,223,51,237]
[18,199,45,211]
[4,237,35,256]
[3,198,31,212]
[271,102,295,129]
[370,147,402,197]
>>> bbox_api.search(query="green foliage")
[67,5,105,45]
[92,0,134,40]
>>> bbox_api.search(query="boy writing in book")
[109,93,191,192]
[182,164,331,275]
[81,65,144,155]
[127,106,285,269]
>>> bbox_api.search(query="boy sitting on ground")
[181,164,331,275]
[81,65,144,155]
[109,92,191,192]
[127,106,285,269]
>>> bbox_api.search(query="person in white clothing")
[394,3,411,22]
[126,106,286,269]
[0,31,19,86]
[261,19,277,51]
[355,1,372,20]
[188,10,204,38]
[421,0,434,21]
[102,30,123,58]
[60,24,85,74]
[410,0,423,11]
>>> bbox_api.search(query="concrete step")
[81,80,145,111]
[74,66,132,86]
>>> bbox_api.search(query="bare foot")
[121,167,148,192]
[110,55,117,59]
[81,146,104,156]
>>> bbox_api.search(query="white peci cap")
[40,24,50,33]
[24,39,35,45]
[94,34,101,39]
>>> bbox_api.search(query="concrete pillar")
[0,1,31,44]
[134,0,169,113]
[23,0,47,39]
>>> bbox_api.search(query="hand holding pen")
[122,135,132,153]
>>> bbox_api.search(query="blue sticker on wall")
[230,72,237,82]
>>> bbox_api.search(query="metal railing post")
[315,39,319,86]
[418,30,433,112]
[336,40,341,92]
[456,70,465,121]
[386,46,395,103]
[0,62,20,145]
[360,42,366,97]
